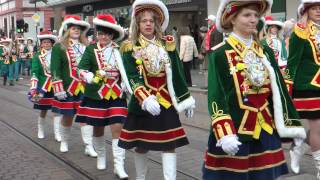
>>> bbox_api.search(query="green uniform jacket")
[208,38,305,142]
[78,43,131,100]
[31,51,51,89]
[50,43,82,91]
[121,37,195,115]
[286,22,320,90]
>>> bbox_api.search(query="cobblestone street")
[0,74,317,180]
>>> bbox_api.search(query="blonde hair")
[60,28,88,50]
[130,10,163,44]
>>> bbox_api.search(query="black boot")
[3,75,7,86]
[9,80,14,86]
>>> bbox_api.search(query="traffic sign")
[32,13,40,22]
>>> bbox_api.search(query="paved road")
[0,75,317,180]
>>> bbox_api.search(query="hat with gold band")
[216,0,273,33]
[298,0,320,17]
[131,0,169,32]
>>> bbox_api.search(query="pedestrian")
[286,1,320,178]
[198,26,208,75]
[205,15,224,53]
[28,29,62,141]
[179,26,199,87]
[261,16,287,73]
[50,15,97,158]
[0,37,12,86]
[16,37,26,79]
[203,1,306,180]
[26,37,35,76]
[118,0,195,179]
[75,14,130,178]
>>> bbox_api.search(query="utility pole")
[34,1,38,50]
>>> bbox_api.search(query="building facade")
[0,0,54,39]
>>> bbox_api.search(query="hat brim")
[37,34,58,43]
[58,18,90,37]
[216,0,273,33]
[266,20,284,29]
[132,0,169,32]
[298,1,320,17]
[93,18,124,42]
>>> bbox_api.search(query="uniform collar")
[138,34,162,48]
[227,33,264,58]
[97,41,119,51]
[309,20,320,36]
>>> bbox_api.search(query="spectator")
[179,26,199,87]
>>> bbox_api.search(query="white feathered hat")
[216,0,273,33]
[0,37,12,43]
[37,29,58,43]
[93,14,124,42]
[58,15,90,37]
[131,0,169,32]
[298,0,320,17]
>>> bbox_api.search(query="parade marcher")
[16,37,26,79]
[118,0,195,179]
[8,40,17,86]
[26,37,35,76]
[0,38,12,86]
[75,14,130,178]
[261,16,287,73]
[286,1,320,178]
[29,29,62,141]
[203,1,306,180]
[51,15,97,157]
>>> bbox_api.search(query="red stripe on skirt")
[293,98,320,110]
[120,127,186,141]
[52,100,80,109]
[35,98,53,106]
[77,107,128,118]
[205,148,285,171]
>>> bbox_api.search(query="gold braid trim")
[120,40,133,54]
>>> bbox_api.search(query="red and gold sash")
[38,50,52,92]
[65,46,84,96]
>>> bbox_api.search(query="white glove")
[185,107,194,118]
[98,70,106,77]
[217,135,242,156]
[120,81,128,93]
[84,72,94,84]
[294,137,304,147]
[142,95,161,116]
[55,91,67,100]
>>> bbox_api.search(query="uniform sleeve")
[207,51,237,141]
[286,26,306,84]
[31,53,40,78]
[122,51,151,104]
[50,43,62,81]
[78,45,93,79]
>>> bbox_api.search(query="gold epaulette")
[294,23,309,40]
[120,40,133,54]
[164,35,176,52]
